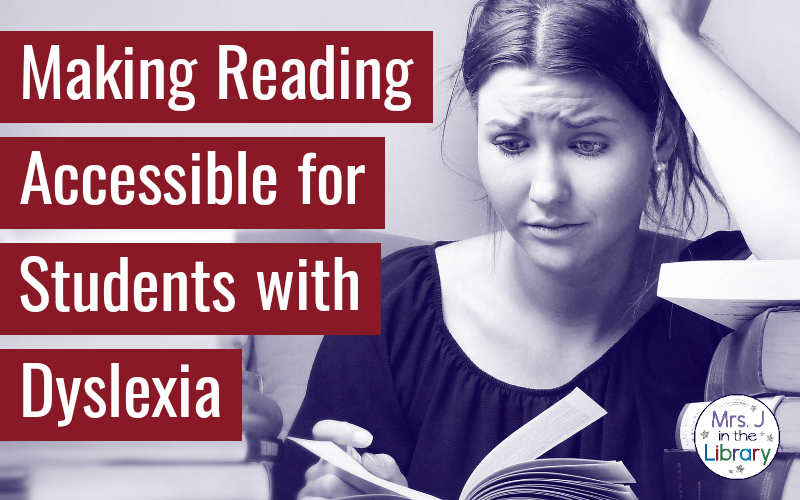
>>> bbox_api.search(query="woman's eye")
[570,141,608,156]
[492,136,529,157]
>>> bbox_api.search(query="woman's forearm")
[650,19,800,259]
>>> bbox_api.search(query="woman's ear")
[654,116,679,163]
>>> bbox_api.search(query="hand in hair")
[634,0,711,37]
[299,420,408,499]
[636,0,800,259]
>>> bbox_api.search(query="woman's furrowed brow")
[484,117,530,131]
[561,116,619,129]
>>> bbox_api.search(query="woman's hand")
[634,0,711,39]
[299,420,408,500]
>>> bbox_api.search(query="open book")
[290,388,638,500]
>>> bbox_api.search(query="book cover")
[705,307,800,400]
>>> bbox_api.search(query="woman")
[273,0,800,498]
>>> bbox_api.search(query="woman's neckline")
[424,240,665,396]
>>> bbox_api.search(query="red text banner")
[2,137,385,229]
[0,31,433,123]
[0,243,380,335]
[0,349,241,441]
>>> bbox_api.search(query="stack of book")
[0,384,283,500]
[0,434,283,500]
[658,261,800,499]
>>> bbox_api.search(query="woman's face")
[477,66,655,275]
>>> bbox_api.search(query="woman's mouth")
[526,223,586,240]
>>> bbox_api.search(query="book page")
[468,460,636,496]
[676,402,707,450]
[657,261,800,329]
[660,297,794,330]
[460,388,606,500]
[288,438,441,500]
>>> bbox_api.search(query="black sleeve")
[272,245,435,499]
[271,329,416,500]
[673,230,751,347]
[678,230,749,262]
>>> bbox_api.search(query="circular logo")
[694,395,780,479]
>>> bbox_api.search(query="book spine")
[0,468,27,497]
[704,334,732,401]
[244,435,284,462]
[705,311,770,400]
[663,450,795,500]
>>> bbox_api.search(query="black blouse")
[273,231,748,500]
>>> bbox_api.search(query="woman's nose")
[527,151,570,205]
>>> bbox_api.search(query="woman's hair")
[450,0,726,234]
